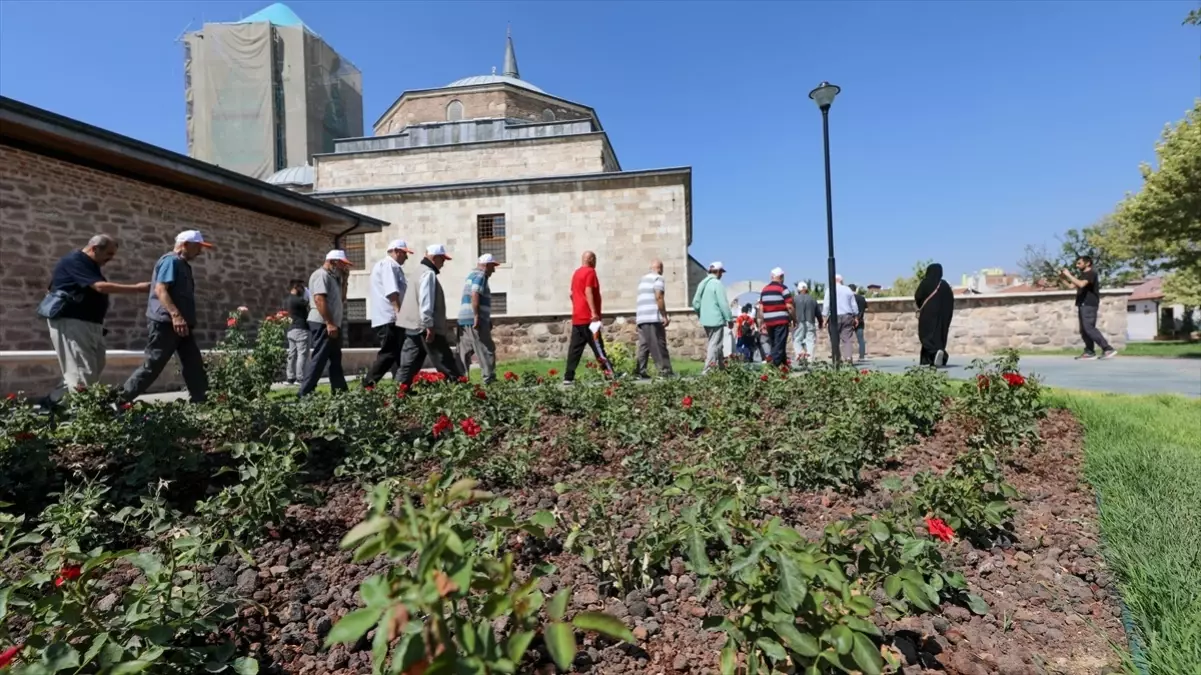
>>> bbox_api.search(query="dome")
[445,74,544,94]
[266,165,314,186]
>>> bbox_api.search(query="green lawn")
[1016,340,1201,359]
[1044,390,1201,672]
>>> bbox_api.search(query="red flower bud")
[54,564,83,587]
[681,396,693,408]
[548,369,559,377]
[925,517,955,543]
[0,644,21,669]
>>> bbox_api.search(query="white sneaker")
[935,350,948,367]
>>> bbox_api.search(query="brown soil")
[205,410,1125,675]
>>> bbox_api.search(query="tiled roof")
[1129,277,1164,302]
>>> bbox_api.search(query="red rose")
[504,371,517,381]
[1002,372,1025,387]
[383,400,391,408]
[548,369,559,377]
[0,644,21,669]
[54,564,83,587]
[432,415,452,438]
[226,317,237,328]
[458,376,469,384]
[682,396,693,408]
[764,355,773,364]
[121,402,133,411]
[604,387,614,397]
[853,377,860,383]
[475,389,487,400]
[860,369,869,375]
[460,417,481,438]
[5,393,16,401]
[364,385,374,392]
[925,517,955,543]
[760,374,769,382]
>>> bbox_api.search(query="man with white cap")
[792,281,820,363]
[121,230,212,403]
[758,267,795,366]
[457,253,500,383]
[823,273,861,366]
[298,249,352,397]
[361,239,416,388]
[691,261,734,373]
[633,259,675,379]
[396,244,464,387]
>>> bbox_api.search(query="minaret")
[503,26,520,79]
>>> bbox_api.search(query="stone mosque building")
[268,32,706,352]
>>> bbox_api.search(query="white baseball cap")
[478,253,499,265]
[175,230,213,248]
[771,267,785,277]
[709,261,725,271]
[387,239,415,253]
[797,281,809,290]
[325,249,351,264]
[426,244,452,260]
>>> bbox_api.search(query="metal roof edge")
[314,130,612,160]
[0,96,387,232]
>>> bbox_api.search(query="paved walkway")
[864,355,1201,398]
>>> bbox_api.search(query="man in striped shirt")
[757,267,795,366]
[633,259,674,379]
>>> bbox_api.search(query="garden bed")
[1,344,1127,675]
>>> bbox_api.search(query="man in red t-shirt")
[564,251,611,383]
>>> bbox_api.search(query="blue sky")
[1,1,1197,287]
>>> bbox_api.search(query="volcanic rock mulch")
[211,411,1126,675]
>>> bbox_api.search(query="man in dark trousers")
[849,284,868,361]
[1061,256,1117,360]
[121,230,212,403]
[757,267,795,366]
[284,279,310,385]
[361,239,415,388]
[563,251,612,383]
[396,244,464,387]
[298,250,353,397]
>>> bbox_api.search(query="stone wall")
[856,290,1130,358]
[0,145,335,389]
[314,135,608,191]
[490,312,708,362]
[329,171,692,318]
[374,88,592,136]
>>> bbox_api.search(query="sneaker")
[1074,352,1098,360]
[562,380,575,387]
[1100,350,1118,360]
[934,350,948,367]
[633,372,650,381]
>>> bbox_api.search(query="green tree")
[1107,100,1201,304]
[888,259,934,298]
[1019,217,1144,288]
[1186,7,1200,25]
[802,278,826,302]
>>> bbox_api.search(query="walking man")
[121,230,212,403]
[1061,256,1117,360]
[284,279,309,385]
[361,239,415,388]
[43,235,150,402]
[792,282,819,364]
[634,259,675,379]
[758,267,795,366]
[298,250,352,397]
[563,251,612,383]
[396,244,464,386]
[849,283,868,361]
[458,254,500,383]
[822,274,860,366]
[692,261,734,373]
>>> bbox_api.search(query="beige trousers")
[47,317,106,397]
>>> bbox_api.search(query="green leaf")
[110,661,154,675]
[529,511,556,531]
[730,538,770,575]
[754,637,787,661]
[828,625,854,654]
[233,657,260,675]
[126,552,162,576]
[844,616,881,636]
[547,587,572,621]
[359,575,390,608]
[572,612,635,643]
[43,642,81,670]
[851,632,883,675]
[147,624,174,646]
[686,529,711,576]
[774,554,807,612]
[772,622,820,657]
[880,476,903,491]
[868,520,890,542]
[82,633,109,665]
[485,516,516,528]
[341,516,390,549]
[901,580,934,612]
[719,644,737,675]
[544,622,577,670]
[324,607,383,647]
[505,630,535,663]
[965,593,990,616]
[388,633,425,675]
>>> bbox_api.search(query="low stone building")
[0,96,386,395]
[289,34,703,349]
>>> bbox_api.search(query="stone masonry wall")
[491,312,708,362]
[314,135,607,191]
[855,291,1129,358]
[375,88,592,136]
[0,145,335,391]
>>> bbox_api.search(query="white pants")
[793,321,816,360]
[47,317,106,399]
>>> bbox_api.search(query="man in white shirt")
[361,239,414,388]
[396,244,464,387]
[822,274,861,365]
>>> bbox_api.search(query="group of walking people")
[38,234,1117,406]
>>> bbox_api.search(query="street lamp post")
[809,81,842,366]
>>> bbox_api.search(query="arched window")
[446,100,464,121]
[541,108,556,122]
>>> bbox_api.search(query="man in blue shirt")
[120,230,212,403]
[44,234,150,402]
[457,254,499,383]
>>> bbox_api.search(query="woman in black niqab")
[915,263,954,366]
